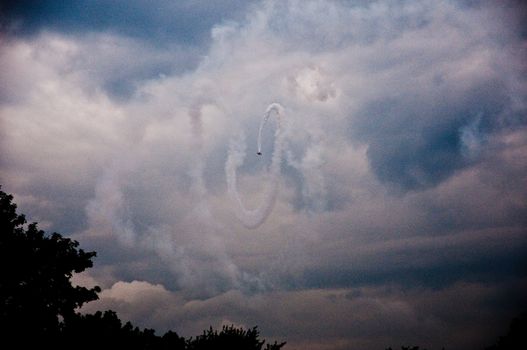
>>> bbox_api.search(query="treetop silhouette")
[0,187,100,341]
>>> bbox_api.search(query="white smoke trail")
[86,158,137,246]
[183,100,242,295]
[226,103,285,229]
[188,101,213,221]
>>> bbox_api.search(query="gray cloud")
[354,78,511,190]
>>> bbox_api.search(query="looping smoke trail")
[188,102,209,217]
[257,103,283,155]
[226,103,285,229]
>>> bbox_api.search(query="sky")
[1,1,526,349]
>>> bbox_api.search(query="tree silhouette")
[0,187,286,349]
[186,325,286,350]
[0,187,100,344]
[58,310,185,350]
[485,313,527,350]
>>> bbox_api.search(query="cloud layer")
[1,1,526,349]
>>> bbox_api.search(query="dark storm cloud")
[354,78,514,190]
[1,0,255,45]
[301,232,527,289]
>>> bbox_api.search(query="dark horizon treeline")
[59,310,282,350]
[0,186,525,349]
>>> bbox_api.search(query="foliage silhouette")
[58,310,185,350]
[485,312,527,350]
[0,187,100,344]
[0,187,285,349]
[385,314,527,350]
[186,325,286,350]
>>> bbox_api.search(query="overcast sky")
[1,1,526,349]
